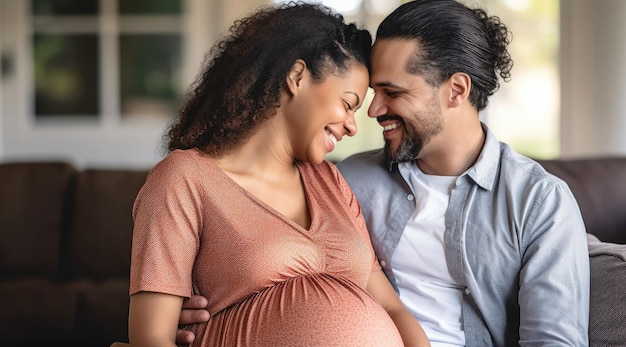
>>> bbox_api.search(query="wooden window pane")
[119,34,181,118]
[118,0,182,15]
[33,33,100,117]
[32,0,98,15]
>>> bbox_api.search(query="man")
[335,1,589,346]
[115,0,589,346]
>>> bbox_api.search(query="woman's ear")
[286,59,307,96]
[447,72,471,108]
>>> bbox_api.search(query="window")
[31,0,183,121]
[0,0,204,167]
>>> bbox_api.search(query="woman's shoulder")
[160,148,209,165]
[154,148,213,172]
[298,160,341,179]
[143,149,217,188]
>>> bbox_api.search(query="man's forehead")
[372,38,418,61]
[373,37,417,49]
[370,38,419,83]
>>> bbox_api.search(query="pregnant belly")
[196,273,404,347]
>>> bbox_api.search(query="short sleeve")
[129,150,204,298]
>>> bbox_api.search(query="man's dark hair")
[376,0,513,111]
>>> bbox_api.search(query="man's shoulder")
[336,148,387,175]
[335,148,399,194]
[481,124,565,189]
[497,144,569,194]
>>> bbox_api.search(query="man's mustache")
[376,115,404,124]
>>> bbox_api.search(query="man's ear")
[286,59,307,96]
[447,72,471,108]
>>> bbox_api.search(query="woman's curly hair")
[166,1,372,155]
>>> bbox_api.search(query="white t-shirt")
[391,162,465,347]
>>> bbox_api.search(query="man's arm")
[518,181,590,346]
[110,295,210,347]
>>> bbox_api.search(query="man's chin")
[384,144,404,163]
[385,141,419,163]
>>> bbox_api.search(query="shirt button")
[380,260,387,267]
[464,288,471,295]
[407,194,414,201]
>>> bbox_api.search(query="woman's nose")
[344,112,357,137]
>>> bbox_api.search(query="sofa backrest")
[0,161,149,281]
[0,162,76,279]
[536,157,626,244]
[69,168,148,280]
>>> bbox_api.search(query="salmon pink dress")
[129,149,403,346]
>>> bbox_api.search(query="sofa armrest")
[587,233,626,346]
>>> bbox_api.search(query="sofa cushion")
[74,279,130,346]
[0,278,77,344]
[587,233,626,346]
[69,168,148,279]
[537,157,626,244]
[0,162,76,279]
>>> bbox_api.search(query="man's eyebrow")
[373,81,402,89]
[344,91,361,107]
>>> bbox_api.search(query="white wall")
[0,0,8,157]
[560,0,626,158]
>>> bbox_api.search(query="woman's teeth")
[326,129,337,145]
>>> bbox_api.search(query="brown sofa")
[0,162,148,347]
[0,156,625,346]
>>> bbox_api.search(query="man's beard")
[384,105,443,163]
[385,122,423,162]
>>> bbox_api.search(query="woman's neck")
[215,119,297,180]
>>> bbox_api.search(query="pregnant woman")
[126,3,429,347]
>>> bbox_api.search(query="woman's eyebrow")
[343,91,361,107]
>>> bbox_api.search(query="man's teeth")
[383,123,400,131]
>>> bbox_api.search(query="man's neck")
[416,121,486,176]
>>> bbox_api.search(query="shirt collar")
[463,122,500,191]
[386,122,500,191]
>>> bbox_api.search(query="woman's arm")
[128,292,184,347]
[366,270,431,347]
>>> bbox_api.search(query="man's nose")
[368,94,387,118]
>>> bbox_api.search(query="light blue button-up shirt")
[337,124,590,346]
